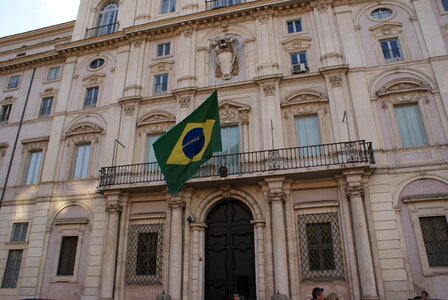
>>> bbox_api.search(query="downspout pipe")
[0,68,36,209]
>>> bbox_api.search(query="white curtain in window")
[74,144,91,179]
[25,151,43,184]
[296,115,321,157]
[147,135,161,163]
[394,104,427,147]
[98,4,118,27]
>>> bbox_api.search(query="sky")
[0,0,80,38]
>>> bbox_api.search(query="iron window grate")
[419,216,448,267]
[298,212,344,281]
[1,250,23,288]
[127,224,164,285]
[57,236,78,276]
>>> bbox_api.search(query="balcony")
[85,22,120,38]
[205,0,245,10]
[98,140,375,190]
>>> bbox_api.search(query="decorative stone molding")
[40,88,58,98]
[65,121,104,145]
[123,104,135,116]
[0,143,7,157]
[311,1,330,13]
[168,199,186,210]
[329,75,342,87]
[137,111,175,134]
[267,192,286,203]
[82,74,106,86]
[369,22,403,37]
[256,13,270,24]
[1,96,17,105]
[263,84,276,96]
[149,61,174,72]
[282,90,327,107]
[106,203,122,215]
[376,80,430,97]
[22,137,49,152]
[281,37,312,51]
[250,219,266,228]
[208,34,240,80]
[182,29,194,38]
[346,185,364,198]
[178,96,191,108]
[132,39,143,48]
[240,109,250,125]
[220,184,232,198]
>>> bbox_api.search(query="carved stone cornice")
[106,203,122,215]
[281,37,312,51]
[118,96,142,116]
[149,60,174,72]
[267,192,286,203]
[1,96,17,105]
[82,74,106,86]
[40,88,58,98]
[329,75,342,88]
[22,137,49,151]
[263,84,276,96]
[178,96,191,107]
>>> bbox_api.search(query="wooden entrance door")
[205,199,256,300]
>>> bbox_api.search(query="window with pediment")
[281,90,330,148]
[369,23,408,65]
[281,37,312,75]
[0,96,16,124]
[376,80,438,149]
[0,142,8,171]
[149,62,174,96]
[38,88,58,118]
[65,120,104,180]
[82,74,105,109]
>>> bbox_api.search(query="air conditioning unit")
[291,63,307,74]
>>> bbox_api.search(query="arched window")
[96,1,119,36]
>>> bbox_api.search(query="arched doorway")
[205,199,256,300]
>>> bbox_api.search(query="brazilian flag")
[153,90,222,195]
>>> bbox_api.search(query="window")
[419,216,448,267]
[127,224,164,284]
[371,8,393,20]
[96,2,118,35]
[394,104,427,148]
[217,126,239,172]
[84,86,99,109]
[1,250,23,288]
[442,0,448,11]
[0,104,12,123]
[147,135,161,163]
[209,0,242,9]
[39,97,53,117]
[296,115,321,156]
[7,75,20,90]
[24,151,43,185]
[157,42,171,57]
[73,144,91,179]
[380,38,403,63]
[10,223,28,242]
[161,0,176,14]
[287,19,302,34]
[290,51,308,69]
[47,67,60,81]
[89,58,105,70]
[298,213,344,280]
[57,236,78,276]
[153,74,168,95]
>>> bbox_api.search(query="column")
[190,223,207,299]
[345,176,378,300]
[239,109,250,152]
[101,193,122,300]
[176,27,197,89]
[124,37,146,98]
[253,11,279,76]
[168,196,185,300]
[266,177,289,297]
[252,220,267,300]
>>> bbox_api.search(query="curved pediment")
[1,96,17,105]
[66,122,104,137]
[82,73,106,85]
[369,22,403,37]
[377,78,431,97]
[219,100,251,124]
[281,36,312,51]
[149,60,174,72]
[282,89,327,107]
[137,111,176,127]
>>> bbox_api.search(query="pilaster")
[123,35,147,98]
[253,10,280,76]
[176,26,198,88]
[116,96,141,165]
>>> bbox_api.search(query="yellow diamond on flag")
[166,119,216,165]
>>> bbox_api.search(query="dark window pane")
[136,233,158,275]
[11,223,28,242]
[57,236,78,276]
[420,216,448,267]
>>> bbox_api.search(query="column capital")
[190,223,207,231]
[346,185,364,198]
[267,192,286,203]
[106,203,122,215]
[251,219,266,228]
[168,198,186,210]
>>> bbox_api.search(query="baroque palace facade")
[0,0,448,299]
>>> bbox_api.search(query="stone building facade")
[0,0,447,299]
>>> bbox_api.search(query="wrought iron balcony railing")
[98,140,374,188]
[85,22,119,38]
[205,0,245,10]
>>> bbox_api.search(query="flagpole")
[112,139,125,167]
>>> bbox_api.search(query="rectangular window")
[57,236,78,276]
[25,151,43,185]
[380,38,403,63]
[287,19,302,33]
[147,135,161,163]
[83,86,99,109]
[161,0,176,14]
[157,42,171,57]
[73,144,91,179]
[47,66,60,81]
[127,224,164,284]
[216,126,239,173]
[0,104,12,123]
[210,0,242,9]
[290,51,309,70]
[442,0,448,11]
[153,74,168,95]
[1,250,23,288]
[39,97,53,117]
[296,115,321,156]
[394,104,427,148]
[419,216,448,267]
[10,223,28,242]
[298,213,344,280]
[7,75,20,90]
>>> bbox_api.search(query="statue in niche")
[208,34,240,80]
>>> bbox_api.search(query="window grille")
[298,212,344,280]
[127,224,164,284]
[419,216,448,267]
[57,236,78,276]
[11,223,28,242]
[1,250,23,288]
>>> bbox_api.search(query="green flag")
[153,90,222,195]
